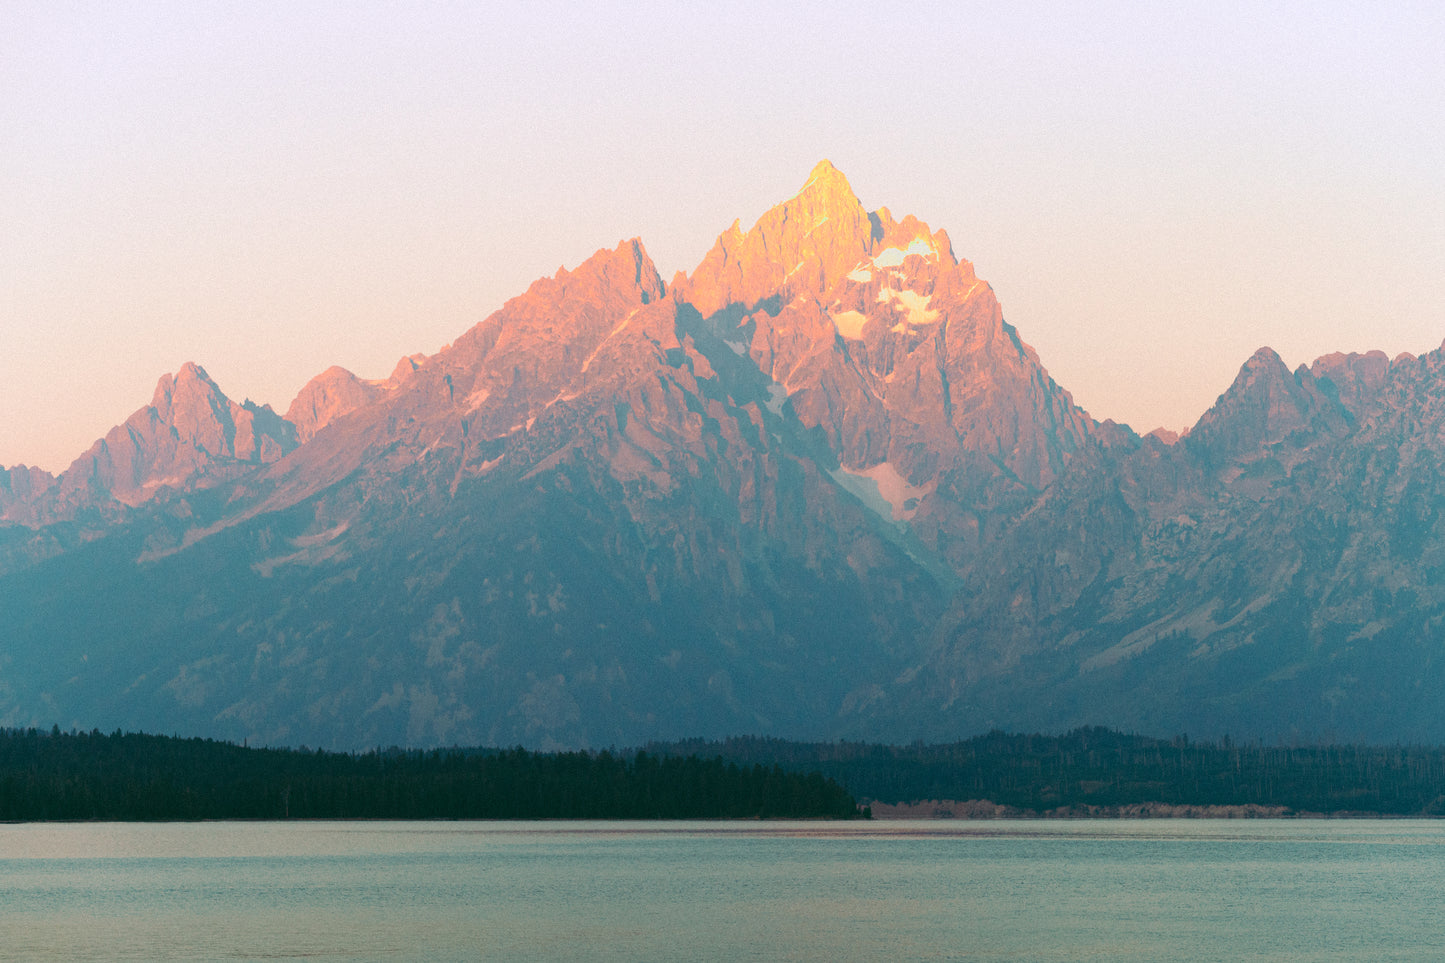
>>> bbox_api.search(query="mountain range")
[3,161,1442,749]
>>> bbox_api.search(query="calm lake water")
[1,819,1442,962]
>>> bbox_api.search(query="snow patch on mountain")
[831,462,934,522]
[831,309,869,340]
[879,288,939,330]
[764,385,788,416]
[872,238,935,268]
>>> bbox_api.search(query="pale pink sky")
[4,2,1444,471]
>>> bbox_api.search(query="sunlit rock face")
[680,161,1094,571]
[2,362,296,526]
[285,367,389,445]
[4,164,1445,749]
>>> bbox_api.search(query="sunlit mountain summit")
[3,163,1444,749]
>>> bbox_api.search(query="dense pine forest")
[13,726,1445,821]
[0,728,861,821]
[654,728,1445,816]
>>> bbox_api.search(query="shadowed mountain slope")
[3,166,1445,747]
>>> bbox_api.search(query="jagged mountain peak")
[674,163,1091,497]
[453,238,665,364]
[1309,348,1391,382]
[867,209,957,266]
[1187,346,1351,466]
[15,166,1445,751]
[1198,346,1292,411]
[1311,348,1391,371]
[1241,345,1288,374]
[1306,349,1393,419]
[285,365,388,444]
[33,362,299,513]
[0,463,55,520]
[173,359,209,380]
[678,162,874,317]
[798,157,862,208]
[150,361,230,437]
[240,239,681,520]
[803,157,845,183]
[387,353,428,385]
[155,360,221,394]
[1199,347,1295,411]
[680,162,987,347]
[151,361,214,406]
[149,361,294,457]
[545,237,664,304]
[1144,427,1182,445]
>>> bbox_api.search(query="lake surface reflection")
[2,819,1443,961]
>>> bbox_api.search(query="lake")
[1,819,1442,961]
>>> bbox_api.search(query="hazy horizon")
[5,2,1443,472]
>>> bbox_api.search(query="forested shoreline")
[654,727,1445,816]
[0,728,861,821]
[12,725,1445,821]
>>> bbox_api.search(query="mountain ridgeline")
[3,162,1444,750]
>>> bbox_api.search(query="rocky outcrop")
[1185,347,1349,469]
[43,362,297,513]
[284,366,389,444]
[1308,349,1393,419]
[0,465,55,521]
[678,159,876,318]
[1145,427,1181,445]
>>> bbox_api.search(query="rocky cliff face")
[0,465,54,520]
[3,164,1445,748]
[0,227,943,748]
[678,161,1095,573]
[889,342,1445,744]
[284,366,390,444]
[8,363,297,525]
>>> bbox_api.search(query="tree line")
[0,727,861,821]
[18,724,1445,820]
[653,727,1445,815]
